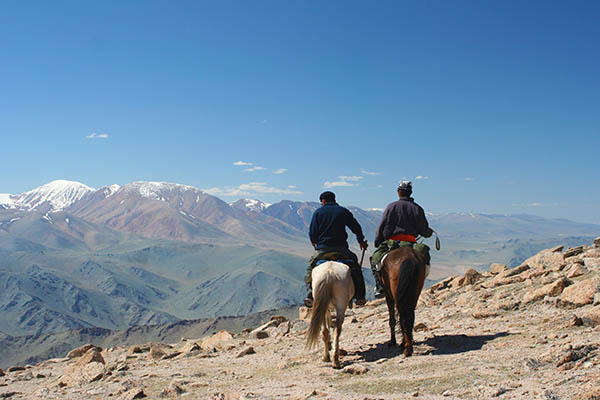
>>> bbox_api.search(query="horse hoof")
[332,362,341,369]
[323,356,331,362]
[404,348,413,357]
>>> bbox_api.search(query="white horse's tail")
[305,266,334,350]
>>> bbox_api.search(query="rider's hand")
[359,240,368,250]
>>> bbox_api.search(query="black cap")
[319,191,336,202]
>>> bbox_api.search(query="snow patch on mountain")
[230,199,271,213]
[102,184,121,198]
[6,180,95,211]
[122,181,204,201]
[0,193,16,208]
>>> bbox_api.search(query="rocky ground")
[1,239,600,400]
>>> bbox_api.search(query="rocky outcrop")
[59,348,105,387]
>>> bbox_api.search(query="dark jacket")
[374,197,433,247]
[309,202,365,250]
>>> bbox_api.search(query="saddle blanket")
[376,253,430,278]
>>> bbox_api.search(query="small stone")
[127,346,143,355]
[342,364,368,375]
[442,390,452,396]
[414,322,428,332]
[122,388,146,399]
[236,346,256,358]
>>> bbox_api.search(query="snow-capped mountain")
[0,180,95,212]
[230,198,271,213]
[121,181,203,202]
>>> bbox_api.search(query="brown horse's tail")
[305,269,333,350]
[394,257,421,316]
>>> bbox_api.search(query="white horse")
[305,261,354,368]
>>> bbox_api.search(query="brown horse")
[379,246,427,356]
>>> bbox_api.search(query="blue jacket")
[309,202,365,250]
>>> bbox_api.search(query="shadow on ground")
[356,332,511,362]
[422,332,511,355]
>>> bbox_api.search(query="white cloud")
[273,168,287,174]
[204,187,248,197]
[323,175,363,188]
[511,201,558,207]
[463,177,475,181]
[239,182,301,194]
[86,132,109,139]
[415,176,429,180]
[204,182,301,197]
[233,161,252,166]
[244,166,267,172]
[360,169,380,176]
[339,176,363,182]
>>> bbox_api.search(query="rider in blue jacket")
[304,191,368,307]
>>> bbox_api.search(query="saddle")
[315,251,354,267]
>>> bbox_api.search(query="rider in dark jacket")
[370,181,433,298]
[305,191,368,307]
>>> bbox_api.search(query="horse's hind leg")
[321,324,331,362]
[332,312,344,369]
[385,291,397,347]
[400,310,414,356]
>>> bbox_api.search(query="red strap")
[388,233,416,243]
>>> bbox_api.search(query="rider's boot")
[349,266,367,306]
[304,283,313,308]
[373,270,385,299]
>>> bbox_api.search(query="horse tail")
[395,257,421,317]
[305,265,333,350]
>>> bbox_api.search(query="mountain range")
[1,180,599,341]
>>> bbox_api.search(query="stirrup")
[304,297,313,308]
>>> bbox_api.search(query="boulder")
[561,278,600,307]
[522,277,571,304]
[582,305,600,327]
[566,264,588,279]
[564,246,585,258]
[147,344,168,360]
[59,348,105,387]
[236,346,256,358]
[127,346,143,355]
[522,248,565,272]
[200,330,234,351]
[463,268,482,286]
[594,237,600,247]
[489,263,507,275]
[66,344,102,359]
[270,315,289,325]
[298,306,311,322]
[181,341,201,353]
[429,276,454,292]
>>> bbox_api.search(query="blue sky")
[1,1,599,223]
